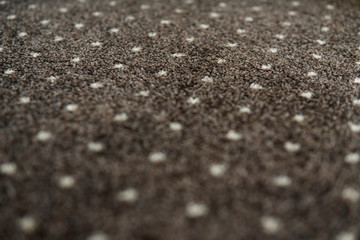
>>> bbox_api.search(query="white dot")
[47,76,59,83]
[199,24,210,29]
[75,23,84,29]
[217,58,226,64]
[292,1,300,7]
[140,4,150,10]
[71,57,80,63]
[0,163,17,176]
[40,19,50,25]
[0,46,3,52]
[92,11,103,17]
[109,28,119,33]
[245,16,253,22]
[137,90,149,97]
[202,76,213,83]
[36,131,52,142]
[226,130,242,141]
[0,1,6,5]
[326,4,335,10]
[88,142,105,152]
[169,122,182,131]
[113,63,124,69]
[156,70,167,77]
[251,6,262,12]
[209,163,227,177]
[239,106,251,114]
[113,113,128,122]
[312,54,322,59]
[30,52,41,58]
[65,104,78,112]
[219,2,227,8]
[261,216,281,234]
[109,1,116,6]
[117,188,138,203]
[269,48,278,53]
[342,187,360,203]
[187,97,200,105]
[185,0,194,4]
[321,26,329,32]
[175,8,184,13]
[356,61,360,65]
[354,77,360,84]
[307,71,318,77]
[125,15,135,21]
[91,41,103,47]
[172,53,185,57]
[293,114,305,122]
[19,97,31,104]
[282,21,292,27]
[131,46,142,52]
[284,142,301,153]
[288,11,297,16]
[59,7,68,13]
[261,64,272,70]
[58,176,75,189]
[148,32,157,37]
[272,176,292,187]
[300,91,313,99]
[87,232,110,240]
[345,152,360,164]
[28,4,37,9]
[186,203,208,218]
[237,29,246,34]
[316,39,326,45]
[353,99,360,106]
[18,216,37,233]
[90,82,103,89]
[148,152,166,164]
[160,20,171,25]
[186,37,195,43]
[348,122,360,133]
[19,32,28,37]
[275,34,285,40]
[5,69,15,75]
[225,43,238,48]
[336,232,356,240]
[209,12,220,18]
[324,15,332,20]
[7,14,16,20]
[250,83,263,90]
[54,36,64,42]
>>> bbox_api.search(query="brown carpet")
[1,0,360,239]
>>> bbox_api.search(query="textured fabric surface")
[1,0,360,239]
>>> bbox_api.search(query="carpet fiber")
[1,0,360,239]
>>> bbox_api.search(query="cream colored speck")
[169,122,182,131]
[226,130,242,141]
[36,131,52,142]
[345,152,359,164]
[114,113,128,122]
[149,152,166,163]
[284,142,300,152]
[58,176,75,189]
[0,163,17,176]
[18,216,37,233]
[186,203,208,218]
[88,142,104,152]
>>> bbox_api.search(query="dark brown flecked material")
[1,0,360,239]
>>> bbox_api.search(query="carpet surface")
[1,0,360,239]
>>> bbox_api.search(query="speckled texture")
[1,0,360,239]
